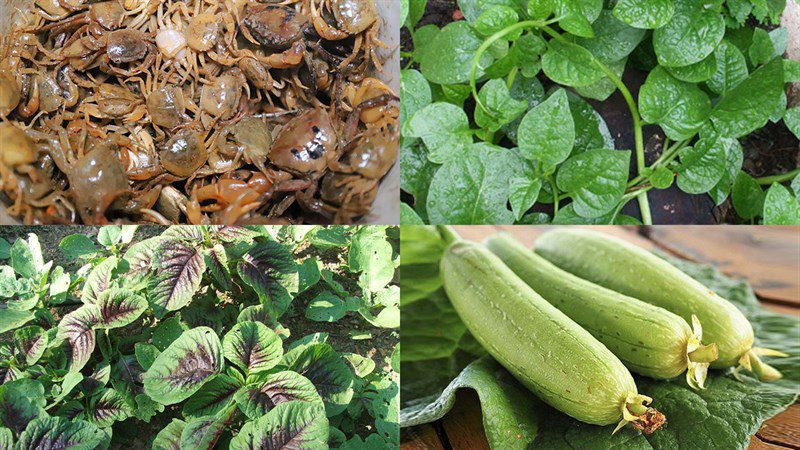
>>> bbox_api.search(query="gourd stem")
[626,400,648,416]
[540,25,651,224]
[437,225,461,245]
[755,167,800,185]
[688,343,718,364]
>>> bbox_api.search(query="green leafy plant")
[0,225,399,449]
[400,226,799,449]
[401,0,800,224]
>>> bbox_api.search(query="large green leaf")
[180,415,227,450]
[0,309,34,334]
[143,327,222,405]
[639,66,711,141]
[652,0,725,67]
[229,401,329,450]
[613,0,674,29]
[82,256,117,305]
[13,326,48,366]
[518,89,575,172]
[349,227,393,292]
[710,58,785,138]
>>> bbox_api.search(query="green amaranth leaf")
[229,401,329,450]
[182,374,241,420]
[234,371,322,420]
[143,327,222,405]
[180,415,228,450]
[59,234,97,259]
[306,291,350,322]
[282,343,354,417]
[222,321,283,374]
[150,241,205,311]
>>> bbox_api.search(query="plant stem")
[507,66,518,89]
[541,25,652,224]
[755,168,800,185]
[470,20,546,116]
[437,226,461,244]
[549,176,559,215]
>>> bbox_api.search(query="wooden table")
[401,226,800,450]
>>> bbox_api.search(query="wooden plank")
[754,404,800,448]
[647,227,800,304]
[749,438,793,450]
[400,424,445,450]
[441,391,491,450]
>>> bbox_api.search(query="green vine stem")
[470,20,548,116]
[470,20,654,224]
[541,25,653,225]
[549,176,560,214]
[755,168,800,185]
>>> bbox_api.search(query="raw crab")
[0,0,396,224]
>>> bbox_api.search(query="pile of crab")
[0,0,398,224]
